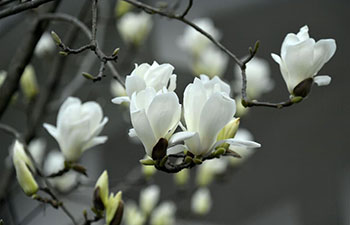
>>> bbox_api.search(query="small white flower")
[28,138,46,166]
[117,12,153,46]
[234,57,274,99]
[129,88,181,158]
[43,97,108,162]
[183,75,259,156]
[192,46,228,78]
[34,32,56,57]
[139,185,160,215]
[150,202,176,225]
[12,140,38,196]
[191,188,212,216]
[44,151,78,192]
[124,201,146,225]
[178,18,221,56]
[271,25,336,96]
[112,61,177,104]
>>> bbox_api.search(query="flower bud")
[140,185,160,215]
[20,65,39,100]
[106,191,123,225]
[191,188,212,216]
[34,32,56,57]
[216,117,240,150]
[114,1,133,18]
[124,201,146,225]
[94,170,109,209]
[174,168,189,187]
[150,202,176,225]
[292,77,313,97]
[12,140,38,196]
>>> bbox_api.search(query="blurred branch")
[0,0,56,19]
[123,0,299,109]
[0,123,21,140]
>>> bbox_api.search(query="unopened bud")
[82,72,95,80]
[20,65,39,100]
[112,48,120,57]
[93,187,105,211]
[291,96,303,103]
[139,158,155,166]
[50,31,62,45]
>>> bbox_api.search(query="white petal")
[312,39,336,74]
[168,131,196,146]
[144,63,174,91]
[183,78,207,132]
[271,53,281,64]
[168,74,177,92]
[222,138,261,148]
[43,123,58,139]
[81,101,103,132]
[130,88,156,112]
[130,63,150,78]
[167,145,186,155]
[57,97,81,128]
[184,132,202,156]
[82,136,108,151]
[86,117,109,141]
[111,96,130,104]
[125,74,146,97]
[131,109,157,156]
[146,92,181,139]
[198,93,236,152]
[314,75,331,86]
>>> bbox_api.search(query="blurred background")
[0,0,349,224]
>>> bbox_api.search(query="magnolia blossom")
[192,46,228,78]
[271,25,336,96]
[110,79,127,98]
[44,151,78,192]
[12,141,38,196]
[191,188,212,216]
[150,202,176,225]
[140,185,160,214]
[178,18,221,55]
[183,75,260,156]
[117,12,152,46]
[34,32,56,57]
[44,97,108,162]
[128,88,181,158]
[234,57,274,99]
[112,61,177,104]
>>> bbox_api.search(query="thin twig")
[0,0,56,19]
[179,0,193,18]
[0,123,21,140]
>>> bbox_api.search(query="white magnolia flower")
[128,88,181,158]
[124,201,146,225]
[43,97,108,162]
[28,138,46,166]
[34,32,56,57]
[191,188,212,216]
[112,61,177,104]
[178,18,221,55]
[229,128,256,166]
[12,140,38,196]
[117,12,153,46]
[192,46,228,78]
[271,25,336,96]
[150,202,176,225]
[140,185,160,215]
[44,151,78,192]
[183,75,260,156]
[234,57,274,99]
[196,158,227,187]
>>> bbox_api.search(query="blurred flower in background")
[34,32,56,58]
[191,187,212,216]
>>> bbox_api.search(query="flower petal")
[43,123,58,139]
[125,74,146,97]
[167,145,186,155]
[111,96,130,104]
[312,39,336,74]
[168,131,196,146]
[213,138,261,150]
[271,53,281,64]
[314,75,331,86]
[57,97,81,128]
[184,132,202,155]
[131,109,157,156]
[168,74,177,92]
[146,92,181,140]
[82,136,108,151]
[198,93,235,153]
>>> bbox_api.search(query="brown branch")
[0,0,56,19]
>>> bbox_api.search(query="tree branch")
[0,0,56,19]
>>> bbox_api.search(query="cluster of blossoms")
[178,18,228,78]
[112,61,260,167]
